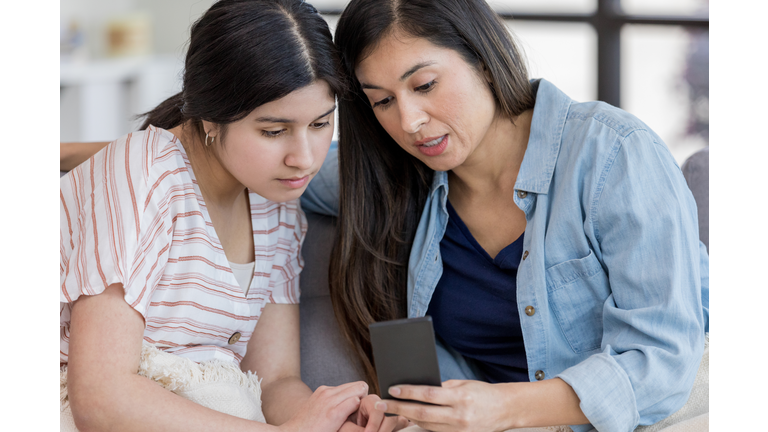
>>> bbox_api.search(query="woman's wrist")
[497,378,589,429]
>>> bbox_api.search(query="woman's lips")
[278,176,309,188]
[416,135,448,157]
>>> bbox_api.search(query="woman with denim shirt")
[302,0,709,430]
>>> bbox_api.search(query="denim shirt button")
[517,190,528,199]
[522,250,529,260]
[525,305,535,316]
[535,370,545,380]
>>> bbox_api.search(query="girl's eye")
[261,129,286,138]
[372,96,393,110]
[415,80,436,92]
[311,121,330,129]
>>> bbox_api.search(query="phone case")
[369,316,442,401]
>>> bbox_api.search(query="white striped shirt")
[60,126,306,365]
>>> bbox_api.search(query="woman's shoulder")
[566,100,658,143]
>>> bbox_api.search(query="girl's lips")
[278,176,309,188]
[416,135,448,157]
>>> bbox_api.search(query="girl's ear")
[201,120,220,139]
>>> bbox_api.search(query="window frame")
[318,0,709,108]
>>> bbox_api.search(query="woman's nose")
[399,100,428,134]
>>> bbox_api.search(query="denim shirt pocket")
[546,250,610,354]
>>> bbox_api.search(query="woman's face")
[216,80,336,202]
[355,34,498,172]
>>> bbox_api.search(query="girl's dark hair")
[330,0,536,393]
[139,0,345,141]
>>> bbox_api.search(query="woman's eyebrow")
[399,61,436,81]
[360,61,437,90]
[254,105,336,124]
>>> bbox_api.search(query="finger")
[357,394,381,427]
[332,381,370,397]
[376,415,402,432]
[339,420,365,432]
[322,382,369,407]
[388,385,453,406]
[375,399,452,425]
[394,416,410,431]
[335,396,364,421]
[362,403,385,432]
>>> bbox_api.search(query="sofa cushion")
[300,212,365,389]
[681,147,709,251]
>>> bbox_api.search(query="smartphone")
[368,316,442,403]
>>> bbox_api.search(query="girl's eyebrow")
[254,105,336,124]
[360,61,437,90]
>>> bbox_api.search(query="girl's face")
[355,34,498,172]
[215,80,336,202]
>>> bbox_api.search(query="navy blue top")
[426,200,529,383]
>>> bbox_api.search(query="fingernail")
[388,386,401,396]
[374,401,387,411]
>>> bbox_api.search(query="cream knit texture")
[60,342,265,431]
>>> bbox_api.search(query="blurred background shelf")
[60,55,182,142]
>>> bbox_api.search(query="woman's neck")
[449,109,533,199]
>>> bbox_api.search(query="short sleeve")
[266,200,307,305]
[60,131,171,320]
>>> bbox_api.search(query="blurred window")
[318,0,709,164]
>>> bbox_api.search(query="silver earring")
[205,132,214,147]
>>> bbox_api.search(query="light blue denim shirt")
[302,79,710,432]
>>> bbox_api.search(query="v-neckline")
[167,128,256,297]
[446,199,524,268]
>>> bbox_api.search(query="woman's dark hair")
[139,0,345,142]
[330,0,536,393]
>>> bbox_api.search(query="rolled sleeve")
[558,347,638,432]
[564,130,706,431]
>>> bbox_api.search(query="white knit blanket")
[60,342,266,431]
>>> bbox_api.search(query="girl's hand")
[372,380,513,432]
[352,394,410,432]
[278,382,369,432]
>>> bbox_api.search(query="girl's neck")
[449,109,532,199]
[169,124,247,208]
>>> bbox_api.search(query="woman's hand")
[372,380,514,432]
[374,378,588,431]
[350,394,410,432]
[278,382,369,432]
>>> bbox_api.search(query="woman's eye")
[261,129,286,138]
[311,121,330,129]
[372,96,393,110]
[415,80,436,92]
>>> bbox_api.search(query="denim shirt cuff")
[557,351,640,432]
